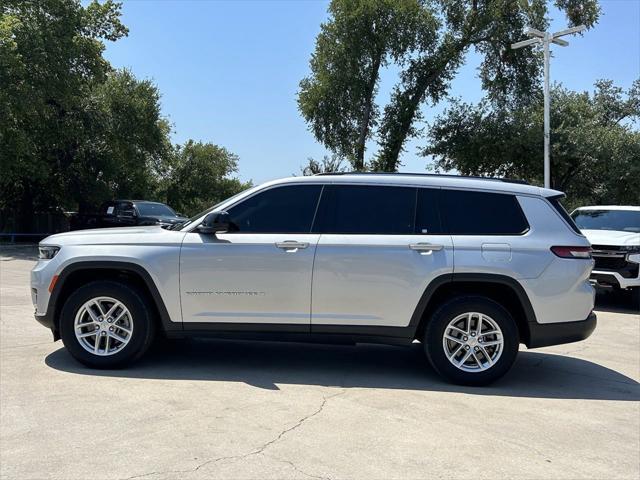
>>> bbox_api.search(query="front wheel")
[424,296,519,386]
[59,281,156,368]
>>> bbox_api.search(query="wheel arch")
[410,273,537,346]
[48,261,180,339]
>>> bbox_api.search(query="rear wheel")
[424,296,519,386]
[59,281,155,368]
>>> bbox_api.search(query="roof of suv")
[267,173,560,197]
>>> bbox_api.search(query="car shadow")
[45,339,639,401]
[595,289,639,314]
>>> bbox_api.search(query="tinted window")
[415,188,444,234]
[572,209,640,233]
[117,202,135,216]
[136,203,176,217]
[320,185,415,234]
[442,190,528,235]
[227,185,322,233]
[550,196,582,234]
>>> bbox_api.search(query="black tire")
[424,296,519,386]
[59,281,156,368]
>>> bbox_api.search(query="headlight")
[38,246,60,260]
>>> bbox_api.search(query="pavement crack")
[269,456,331,480]
[243,389,346,458]
[121,389,345,480]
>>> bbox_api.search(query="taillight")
[550,246,592,259]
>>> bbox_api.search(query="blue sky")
[103,0,640,184]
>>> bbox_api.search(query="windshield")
[136,203,176,217]
[572,209,640,233]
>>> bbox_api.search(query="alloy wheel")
[74,296,134,356]
[442,312,504,372]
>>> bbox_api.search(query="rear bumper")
[527,312,597,348]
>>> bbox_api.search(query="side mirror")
[197,211,231,234]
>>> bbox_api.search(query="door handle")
[409,242,444,252]
[275,241,309,252]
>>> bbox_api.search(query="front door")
[180,184,323,328]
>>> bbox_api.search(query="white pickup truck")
[571,206,640,292]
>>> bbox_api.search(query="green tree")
[298,0,437,170]
[59,69,172,213]
[0,0,249,232]
[300,0,601,172]
[162,141,251,217]
[424,80,640,208]
[0,0,128,229]
[301,154,347,176]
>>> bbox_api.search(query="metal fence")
[0,212,70,243]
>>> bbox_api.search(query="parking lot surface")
[1,246,639,480]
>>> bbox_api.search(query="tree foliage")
[298,0,436,170]
[301,154,347,176]
[0,0,248,231]
[1,0,128,227]
[299,0,601,172]
[162,141,251,217]
[425,79,640,208]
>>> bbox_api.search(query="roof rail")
[314,172,530,185]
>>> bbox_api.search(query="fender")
[43,261,181,337]
[406,272,538,338]
[449,273,537,324]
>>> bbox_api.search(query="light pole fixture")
[512,25,586,189]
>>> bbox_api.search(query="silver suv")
[31,174,596,385]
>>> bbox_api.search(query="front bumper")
[34,312,55,329]
[590,250,640,290]
[527,312,597,348]
[590,270,640,290]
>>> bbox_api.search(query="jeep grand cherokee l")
[31,174,597,385]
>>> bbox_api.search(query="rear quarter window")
[549,196,582,235]
[442,189,529,235]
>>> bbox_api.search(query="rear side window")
[226,185,322,233]
[442,190,529,235]
[415,188,444,234]
[319,185,415,234]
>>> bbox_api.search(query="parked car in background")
[32,174,597,385]
[70,200,187,230]
[571,206,640,292]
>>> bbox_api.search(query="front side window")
[442,189,529,235]
[319,185,416,234]
[226,185,322,233]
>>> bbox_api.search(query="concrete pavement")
[1,246,638,479]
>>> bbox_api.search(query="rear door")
[310,184,453,331]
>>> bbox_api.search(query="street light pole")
[543,32,551,190]
[512,25,586,189]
